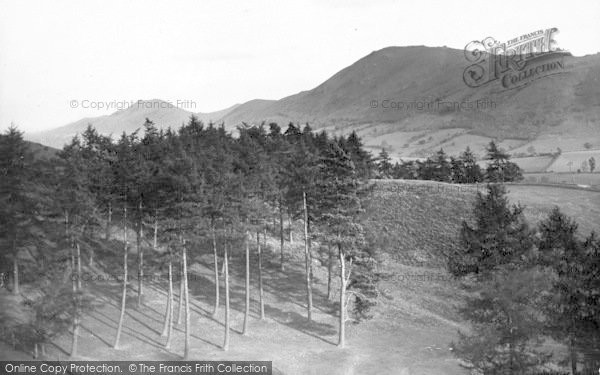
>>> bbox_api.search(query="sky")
[1,0,599,133]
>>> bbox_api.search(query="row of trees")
[0,120,376,358]
[450,184,600,373]
[376,142,524,183]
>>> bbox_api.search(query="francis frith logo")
[463,27,570,90]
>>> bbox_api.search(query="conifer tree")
[376,149,393,178]
[450,184,533,276]
[0,126,38,295]
[316,142,370,347]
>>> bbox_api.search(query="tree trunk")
[303,191,313,322]
[70,244,79,357]
[223,241,230,351]
[182,240,190,359]
[243,231,250,335]
[279,205,285,271]
[106,202,112,240]
[153,210,158,250]
[288,215,293,244]
[570,336,577,375]
[212,224,219,317]
[257,231,265,320]
[88,246,94,268]
[177,260,184,325]
[161,248,173,338]
[113,207,128,349]
[137,200,144,308]
[12,255,19,295]
[164,251,174,348]
[338,244,346,348]
[327,243,333,300]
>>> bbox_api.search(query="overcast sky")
[1,0,599,133]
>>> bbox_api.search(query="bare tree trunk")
[223,241,230,351]
[279,205,285,271]
[303,191,313,321]
[137,200,144,308]
[12,253,19,295]
[177,260,184,325]
[327,243,333,300]
[243,231,250,335]
[164,251,174,348]
[338,244,346,348]
[212,223,219,317]
[570,336,577,375]
[113,207,128,349]
[74,244,82,352]
[257,230,265,320]
[70,244,79,357]
[161,248,172,338]
[288,215,293,244]
[88,246,94,268]
[153,209,158,250]
[182,240,190,359]
[106,202,112,240]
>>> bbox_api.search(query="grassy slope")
[505,184,600,236]
[2,180,598,374]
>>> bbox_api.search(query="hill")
[220,46,600,159]
[26,140,58,161]
[25,46,600,160]
[25,100,239,148]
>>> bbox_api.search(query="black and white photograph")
[1,1,599,374]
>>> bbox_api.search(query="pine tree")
[450,184,533,276]
[344,131,373,179]
[316,142,371,347]
[284,139,321,321]
[455,147,483,183]
[537,208,597,372]
[376,149,393,178]
[484,141,522,182]
[432,148,451,182]
[453,267,550,373]
[578,233,600,367]
[0,126,38,295]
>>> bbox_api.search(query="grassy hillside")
[26,141,58,161]
[547,149,600,172]
[219,47,600,159]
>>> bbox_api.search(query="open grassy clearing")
[512,156,555,173]
[547,149,600,172]
[522,172,600,188]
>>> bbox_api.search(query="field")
[547,149,600,172]
[511,156,555,173]
[2,180,599,374]
[522,172,600,188]
[505,184,600,236]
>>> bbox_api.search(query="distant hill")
[26,100,239,148]
[26,140,58,161]
[26,46,600,158]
